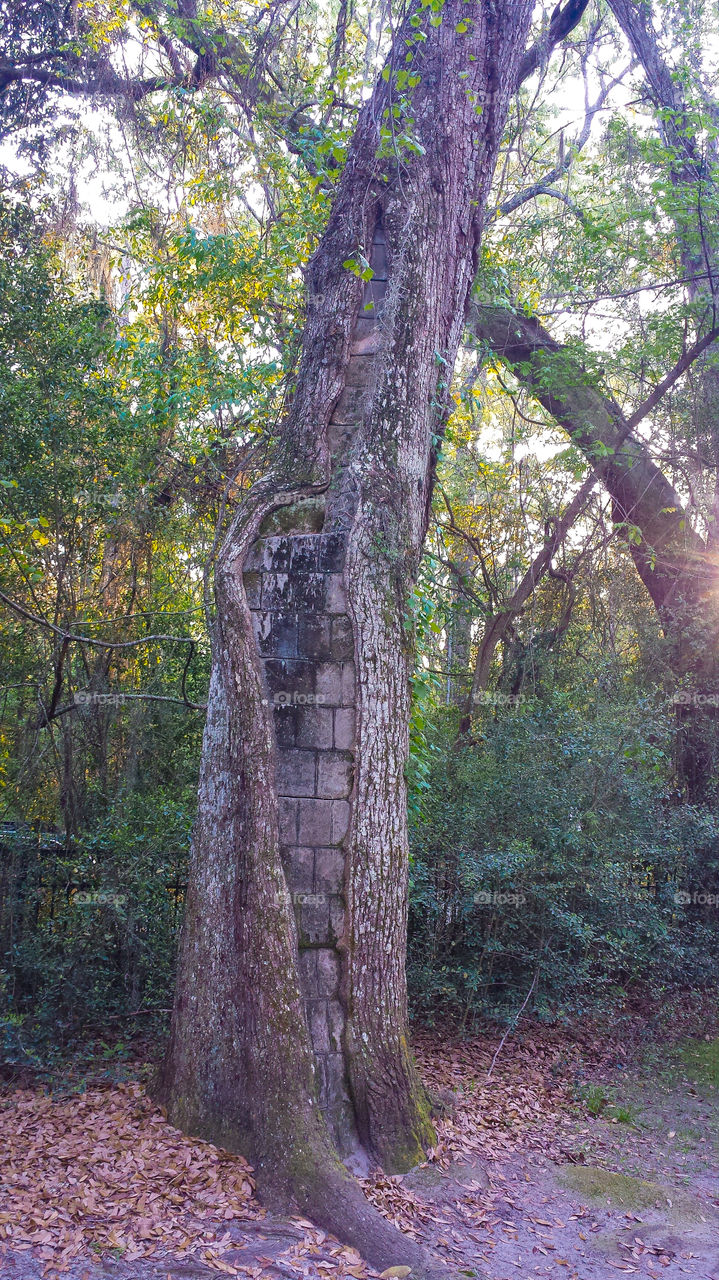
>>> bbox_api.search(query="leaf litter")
[1,1012,717,1279]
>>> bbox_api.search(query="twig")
[486,969,539,1080]
[105,1008,172,1020]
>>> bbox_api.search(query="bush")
[407,694,719,1026]
[0,791,192,1067]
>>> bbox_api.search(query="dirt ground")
[2,999,718,1280]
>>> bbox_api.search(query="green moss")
[259,497,325,535]
[557,1165,716,1222]
[381,1083,437,1174]
[676,1037,719,1089]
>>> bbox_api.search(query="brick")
[298,896,330,944]
[290,536,320,572]
[319,533,346,572]
[325,575,346,615]
[307,1001,330,1053]
[350,321,380,357]
[318,1053,347,1111]
[351,314,379,339]
[331,616,354,659]
[273,705,297,747]
[297,707,334,749]
[316,947,340,996]
[261,572,292,609]
[361,276,388,313]
[341,661,355,705]
[243,571,261,608]
[369,238,388,279]
[326,1000,344,1053]
[331,800,351,844]
[284,845,314,892]
[315,848,345,895]
[329,895,346,942]
[243,542,264,571]
[344,354,375,389]
[334,708,355,750]
[260,536,291,571]
[298,948,318,995]
[278,797,298,844]
[292,572,325,611]
[257,612,297,658]
[317,752,353,799]
[331,382,368,423]
[328,422,354,460]
[264,659,315,696]
[315,663,343,706]
[252,610,271,648]
[298,797,333,845]
[297,614,331,661]
[277,750,316,797]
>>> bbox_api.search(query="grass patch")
[557,1165,716,1222]
[676,1037,719,1090]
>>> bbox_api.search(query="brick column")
[244,525,357,1148]
[242,224,387,1151]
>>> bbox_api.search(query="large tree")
[1,0,590,1263]
[154,0,591,1267]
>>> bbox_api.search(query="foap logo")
[672,691,719,708]
[474,889,526,907]
[472,691,526,707]
[74,891,126,907]
[76,489,125,508]
[271,691,326,707]
[674,889,719,906]
[74,691,127,708]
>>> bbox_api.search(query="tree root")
[263,1161,476,1280]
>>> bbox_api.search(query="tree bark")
[469,301,719,795]
[159,0,534,1265]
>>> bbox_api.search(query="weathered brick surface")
[244,527,357,1149]
[240,223,386,1152]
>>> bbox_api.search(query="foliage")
[2,0,719,1067]
[408,692,719,1026]
[0,792,192,1068]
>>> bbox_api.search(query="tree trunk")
[159,0,534,1264]
[469,301,719,796]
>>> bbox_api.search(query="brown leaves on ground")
[0,1080,259,1272]
[362,1025,582,1238]
[1,1011,702,1279]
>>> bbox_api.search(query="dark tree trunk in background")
[609,0,719,800]
[470,302,719,798]
[159,0,536,1266]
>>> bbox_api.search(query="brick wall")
[241,222,387,1150]
[244,529,357,1149]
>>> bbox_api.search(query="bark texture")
[161,0,534,1265]
[470,301,719,795]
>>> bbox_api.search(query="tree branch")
[516,0,591,88]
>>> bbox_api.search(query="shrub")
[408,694,719,1025]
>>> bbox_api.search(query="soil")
[2,1003,718,1280]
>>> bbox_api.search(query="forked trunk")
[160,0,533,1263]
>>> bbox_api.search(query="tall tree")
[469,301,719,793]
[155,0,593,1267]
